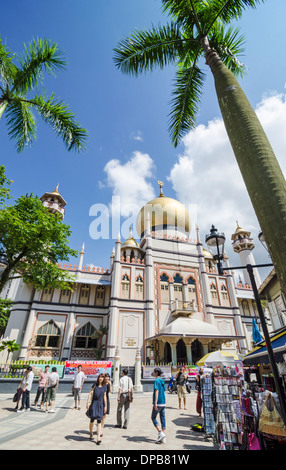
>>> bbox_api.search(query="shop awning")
[243,328,286,366]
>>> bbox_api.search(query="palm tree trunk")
[0,100,8,119]
[204,46,286,299]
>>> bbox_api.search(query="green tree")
[0,36,87,152]
[0,339,20,362]
[0,298,13,337]
[113,0,286,298]
[0,192,79,292]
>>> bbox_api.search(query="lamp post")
[206,225,286,425]
[205,225,226,275]
[0,251,8,277]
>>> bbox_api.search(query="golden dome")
[136,181,190,237]
[203,248,213,259]
[121,226,140,249]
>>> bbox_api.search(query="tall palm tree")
[0,37,87,152]
[113,0,286,298]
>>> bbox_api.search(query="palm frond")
[5,98,36,152]
[113,22,192,76]
[209,23,246,77]
[31,93,87,152]
[168,59,205,147]
[0,37,17,87]
[204,0,265,29]
[12,38,66,95]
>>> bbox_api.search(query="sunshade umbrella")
[196,350,243,366]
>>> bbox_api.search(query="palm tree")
[0,37,87,152]
[0,339,20,363]
[113,0,286,299]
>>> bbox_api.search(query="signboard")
[64,361,112,379]
[30,364,65,379]
[142,365,172,379]
[171,365,199,377]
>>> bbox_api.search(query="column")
[134,347,143,393]
[106,235,121,360]
[112,346,121,393]
[184,339,195,364]
[168,339,178,365]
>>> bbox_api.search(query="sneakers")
[156,431,166,444]
[48,409,55,413]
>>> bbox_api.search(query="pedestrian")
[176,367,188,410]
[17,366,34,413]
[115,368,133,430]
[101,373,112,433]
[44,367,59,413]
[33,365,50,410]
[151,367,166,444]
[86,373,107,445]
[195,367,204,417]
[72,365,85,410]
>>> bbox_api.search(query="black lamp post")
[258,230,270,256]
[0,251,8,276]
[206,225,286,425]
[205,225,226,275]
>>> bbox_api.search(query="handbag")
[259,393,286,438]
[186,383,191,394]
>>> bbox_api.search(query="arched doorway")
[164,342,172,363]
[176,338,187,364]
[191,339,204,365]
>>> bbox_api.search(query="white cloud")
[103,151,156,237]
[168,90,286,265]
[130,131,143,142]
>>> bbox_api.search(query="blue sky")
[1,0,285,281]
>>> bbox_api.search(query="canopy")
[196,350,244,366]
[243,328,286,366]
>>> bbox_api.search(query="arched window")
[74,322,97,349]
[187,276,197,303]
[160,273,169,303]
[173,273,183,284]
[35,320,61,348]
[135,275,144,300]
[59,288,71,303]
[242,299,251,316]
[95,285,105,306]
[210,283,219,306]
[79,284,90,305]
[121,274,130,299]
[41,287,53,302]
[220,284,230,306]
[173,273,183,300]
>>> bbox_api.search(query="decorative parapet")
[57,262,110,274]
[206,267,227,276]
[236,283,253,290]
[120,256,145,265]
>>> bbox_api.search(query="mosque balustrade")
[170,299,196,317]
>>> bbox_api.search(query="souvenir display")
[201,372,215,435]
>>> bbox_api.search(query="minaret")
[231,222,261,287]
[78,243,85,271]
[40,183,67,220]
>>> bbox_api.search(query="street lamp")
[206,225,286,425]
[258,230,271,257]
[205,225,225,275]
[0,251,8,276]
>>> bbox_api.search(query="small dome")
[203,248,213,260]
[136,181,190,238]
[121,226,141,249]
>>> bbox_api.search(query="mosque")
[1,182,263,367]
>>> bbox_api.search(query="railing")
[170,300,196,314]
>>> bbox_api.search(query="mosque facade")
[1,183,265,366]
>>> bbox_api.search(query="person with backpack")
[176,367,188,410]
[151,367,166,444]
[44,367,59,413]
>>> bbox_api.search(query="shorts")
[45,387,57,403]
[73,388,81,400]
[177,385,187,398]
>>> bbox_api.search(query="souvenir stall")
[201,369,215,436]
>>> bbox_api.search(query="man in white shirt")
[17,366,34,413]
[115,369,133,429]
[72,365,85,410]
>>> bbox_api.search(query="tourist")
[33,365,50,410]
[44,367,59,413]
[176,367,188,410]
[17,366,34,413]
[116,368,133,430]
[86,373,107,445]
[151,367,166,444]
[72,364,85,410]
[101,373,112,433]
[195,367,204,417]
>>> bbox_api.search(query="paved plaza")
[0,389,217,451]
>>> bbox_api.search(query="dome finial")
[158,180,164,197]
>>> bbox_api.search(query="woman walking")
[196,368,204,417]
[101,373,112,434]
[86,374,107,445]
